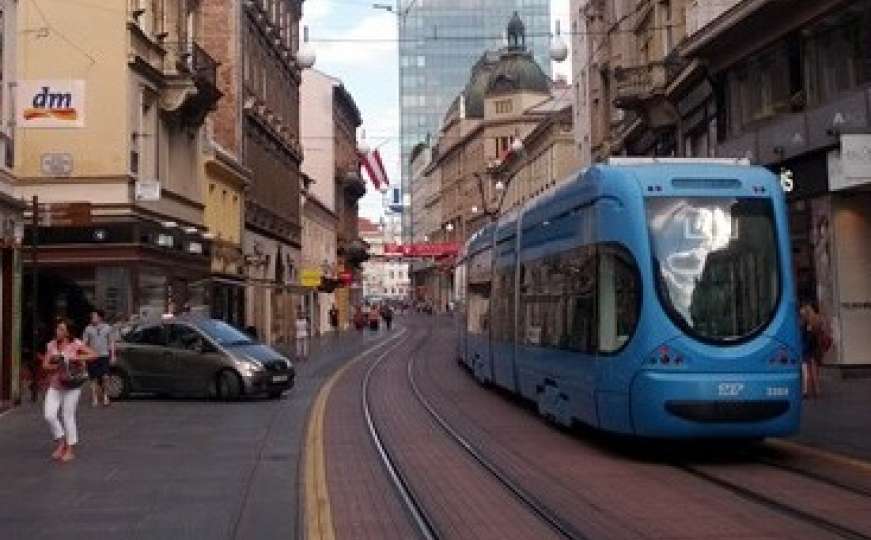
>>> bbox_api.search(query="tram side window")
[491,266,516,343]
[467,283,490,336]
[521,246,597,353]
[598,245,640,354]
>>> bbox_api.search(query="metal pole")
[29,196,38,402]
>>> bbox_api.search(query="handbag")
[59,357,89,389]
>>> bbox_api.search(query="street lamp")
[296,26,317,69]
[445,223,454,233]
[550,20,569,63]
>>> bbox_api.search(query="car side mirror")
[192,339,205,354]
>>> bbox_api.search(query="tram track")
[675,463,871,540]
[362,328,587,540]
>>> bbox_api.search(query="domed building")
[412,14,580,310]
[424,12,578,242]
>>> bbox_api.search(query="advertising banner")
[383,243,459,258]
[300,268,323,288]
[17,80,86,128]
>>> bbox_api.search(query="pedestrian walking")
[43,319,98,463]
[329,305,340,334]
[381,304,394,331]
[295,309,310,361]
[83,309,114,407]
[353,306,366,331]
[368,304,380,331]
[800,302,831,398]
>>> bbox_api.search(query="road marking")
[769,439,871,473]
[304,329,408,540]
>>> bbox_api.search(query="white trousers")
[295,337,309,359]
[44,386,82,446]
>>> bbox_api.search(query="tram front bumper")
[630,370,801,438]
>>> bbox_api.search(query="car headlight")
[236,359,264,375]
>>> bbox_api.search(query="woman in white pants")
[294,310,310,361]
[43,319,97,463]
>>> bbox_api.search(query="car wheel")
[217,370,242,401]
[106,368,130,400]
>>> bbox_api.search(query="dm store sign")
[17,80,86,128]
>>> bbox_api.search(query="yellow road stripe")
[304,329,408,540]
[769,438,871,473]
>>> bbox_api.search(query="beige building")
[301,69,340,335]
[497,86,581,212]
[429,14,553,244]
[7,0,219,333]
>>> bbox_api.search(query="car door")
[166,324,222,395]
[121,324,169,392]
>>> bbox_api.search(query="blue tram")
[457,159,801,438]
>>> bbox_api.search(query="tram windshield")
[646,197,780,343]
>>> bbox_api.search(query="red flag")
[359,149,390,192]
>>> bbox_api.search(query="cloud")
[309,12,398,68]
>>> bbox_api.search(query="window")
[126,325,166,346]
[466,248,492,336]
[495,99,513,114]
[167,324,202,351]
[491,264,515,343]
[520,243,640,354]
[646,197,779,343]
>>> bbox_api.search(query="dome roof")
[485,51,551,97]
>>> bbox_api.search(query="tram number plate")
[766,387,789,397]
[272,375,289,383]
[717,383,745,397]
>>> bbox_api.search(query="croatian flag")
[359,148,390,193]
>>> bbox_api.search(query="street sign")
[300,268,323,287]
[37,202,92,227]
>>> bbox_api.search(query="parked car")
[108,317,295,400]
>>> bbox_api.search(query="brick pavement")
[792,369,871,462]
[0,327,390,540]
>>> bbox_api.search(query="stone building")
[203,0,307,345]
[429,14,554,245]
[300,68,364,334]
[570,0,871,366]
[9,0,220,340]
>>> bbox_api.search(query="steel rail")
[406,338,590,540]
[362,333,440,540]
[677,463,871,540]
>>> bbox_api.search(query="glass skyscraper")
[398,0,551,238]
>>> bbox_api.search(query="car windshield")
[646,196,780,342]
[196,320,254,347]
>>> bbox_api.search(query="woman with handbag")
[42,319,98,463]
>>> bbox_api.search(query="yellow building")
[7,0,221,329]
[202,142,249,327]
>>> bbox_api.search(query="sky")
[302,0,572,221]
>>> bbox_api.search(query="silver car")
[109,317,295,400]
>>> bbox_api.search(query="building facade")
[205,0,306,347]
[9,0,219,348]
[570,0,871,366]
[0,4,24,408]
[359,218,410,302]
[399,1,552,240]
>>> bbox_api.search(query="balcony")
[162,41,223,127]
[341,171,367,201]
[613,54,688,128]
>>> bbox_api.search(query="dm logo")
[18,80,86,128]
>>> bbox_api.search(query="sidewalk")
[791,368,871,462]
[0,326,393,540]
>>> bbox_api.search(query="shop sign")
[17,80,86,128]
[833,134,871,190]
[300,268,323,288]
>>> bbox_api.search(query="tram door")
[490,238,517,393]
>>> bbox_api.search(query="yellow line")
[768,439,871,473]
[304,330,407,540]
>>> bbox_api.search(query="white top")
[295,318,309,339]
